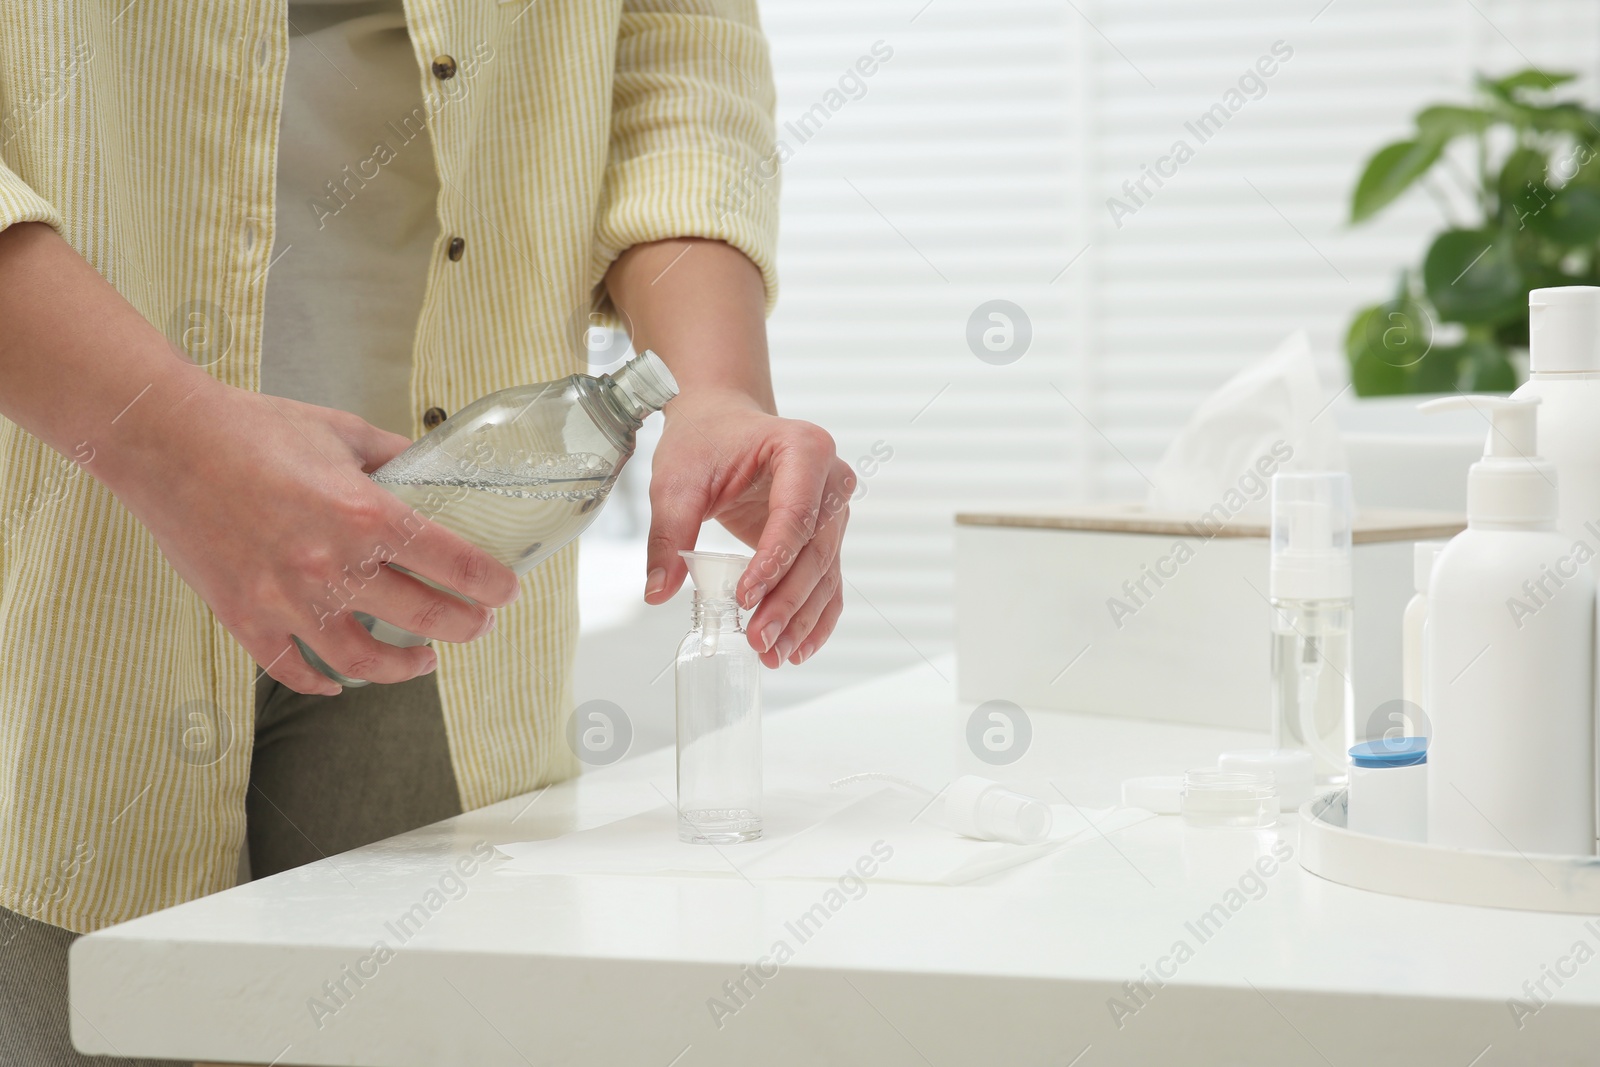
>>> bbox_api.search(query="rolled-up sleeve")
[0,159,61,233]
[592,0,780,312]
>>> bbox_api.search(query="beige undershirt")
[261,1,439,437]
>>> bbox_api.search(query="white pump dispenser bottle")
[1511,286,1600,851]
[1420,395,1595,855]
[1513,286,1600,544]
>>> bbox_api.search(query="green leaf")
[1349,347,1412,397]
[1415,105,1493,142]
[1423,228,1524,325]
[1346,300,1446,396]
[1411,344,1464,393]
[1506,102,1600,139]
[1528,183,1600,244]
[1346,305,1410,396]
[1565,143,1600,191]
[1499,146,1551,226]
[1354,297,1433,369]
[1455,340,1518,392]
[1481,69,1577,102]
[1494,315,1531,350]
[1351,139,1444,223]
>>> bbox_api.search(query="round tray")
[1298,791,1600,913]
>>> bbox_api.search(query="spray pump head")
[1418,395,1555,527]
[679,550,751,603]
[1269,471,1353,601]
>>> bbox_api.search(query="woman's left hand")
[644,387,853,668]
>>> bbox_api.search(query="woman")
[0,2,850,1062]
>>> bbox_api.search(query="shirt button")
[431,54,457,80]
[422,406,448,430]
[447,236,465,262]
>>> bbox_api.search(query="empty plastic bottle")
[676,549,763,843]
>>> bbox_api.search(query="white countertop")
[72,661,1600,1066]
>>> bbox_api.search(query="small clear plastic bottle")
[675,550,762,843]
[1268,472,1355,786]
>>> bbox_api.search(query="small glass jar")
[1181,769,1279,829]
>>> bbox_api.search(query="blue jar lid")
[1349,737,1428,768]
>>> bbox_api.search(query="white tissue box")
[954,504,1465,733]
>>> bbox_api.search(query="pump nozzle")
[679,550,750,602]
[1418,395,1539,460]
[1418,395,1555,526]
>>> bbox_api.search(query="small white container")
[1181,769,1279,829]
[1218,748,1314,808]
[1346,738,1427,842]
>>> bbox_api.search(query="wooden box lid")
[955,502,1466,543]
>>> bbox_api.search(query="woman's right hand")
[0,222,517,695]
[111,377,521,695]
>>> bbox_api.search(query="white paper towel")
[493,788,1153,886]
[1146,330,1346,518]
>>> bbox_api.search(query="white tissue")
[1146,330,1345,519]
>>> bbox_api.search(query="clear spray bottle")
[1269,471,1355,786]
[676,550,763,844]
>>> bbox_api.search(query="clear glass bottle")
[1268,472,1355,786]
[675,550,762,844]
[298,350,678,686]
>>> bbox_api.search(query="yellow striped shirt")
[0,0,778,934]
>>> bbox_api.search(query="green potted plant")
[1346,69,1600,396]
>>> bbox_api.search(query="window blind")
[585,0,1600,710]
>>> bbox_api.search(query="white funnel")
[680,550,750,601]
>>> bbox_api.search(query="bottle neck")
[691,597,743,630]
[601,351,678,425]
[1466,461,1557,528]
[1468,517,1558,532]
[596,378,647,431]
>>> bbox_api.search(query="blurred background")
[576,0,1600,752]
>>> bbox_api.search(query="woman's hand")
[604,236,852,667]
[645,388,853,667]
[110,379,522,695]
[0,223,520,695]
